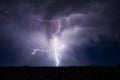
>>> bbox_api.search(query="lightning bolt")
[32,18,65,66]
[52,36,65,66]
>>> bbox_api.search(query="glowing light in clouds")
[32,19,65,66]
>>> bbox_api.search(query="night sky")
[0,0,120,66]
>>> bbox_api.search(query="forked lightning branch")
[32,19,65,66]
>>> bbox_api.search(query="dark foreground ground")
[0,66,120,80]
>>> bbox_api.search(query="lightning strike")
[32,18,65,66]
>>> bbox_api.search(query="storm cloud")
[0,0,120,66]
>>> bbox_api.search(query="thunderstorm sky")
[0,0,120,66]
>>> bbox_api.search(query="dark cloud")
[0,0,120,66]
